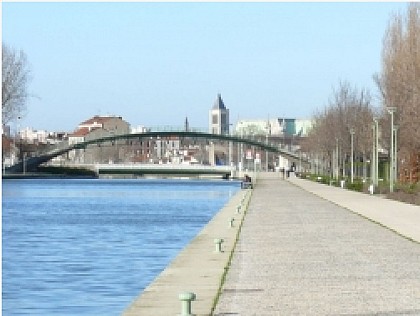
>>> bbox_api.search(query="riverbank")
[2,173,98,179]
[122,186,253,315]
[2,166,98,179]
[2,166,245,180]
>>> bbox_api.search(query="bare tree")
[304,81,375,179]
[375,3,420,182]
[2,43,31,125]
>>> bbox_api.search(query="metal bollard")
[179,292,196,316]
[214,238,224,253]
[229,218,235,228]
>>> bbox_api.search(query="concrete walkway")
[289,175,420,243]
[214,173,420,315]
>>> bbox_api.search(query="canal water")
[2,178,240,316]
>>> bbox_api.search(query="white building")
[234,118,313,137]
[155,137,181,161]
[234,119,273,136]
[68,115,130,146]
[16,127,68,145]
[67,115,130,163]
[19,127,49,144]
[131,125,148,134]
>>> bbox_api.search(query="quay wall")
[122,185,253,316]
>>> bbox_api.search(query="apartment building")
[67,115,130,164]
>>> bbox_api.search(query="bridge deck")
[95,163,233,176]
[214,173,420,315]
[5,131,307,173]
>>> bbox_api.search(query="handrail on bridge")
[5,130,308,173]
[73,131,296,156]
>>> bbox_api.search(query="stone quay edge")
[122,185,253,316]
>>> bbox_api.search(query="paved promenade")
[214,173,420,315]
[289,176,420,243]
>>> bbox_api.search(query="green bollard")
[214,238,224,253]
[229,218,235,228]
[179,292,196,316]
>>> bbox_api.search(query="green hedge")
[346,181,364,192]
[395,182,420,194]
[304,173,364,192]
[304,173,419,195]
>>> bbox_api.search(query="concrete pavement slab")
[288,176,420,243]
[214,174,420,315]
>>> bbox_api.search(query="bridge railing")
[6,130,308,173]
[29,140,70,156]
[148,126,208,133]
[63,132,302,163]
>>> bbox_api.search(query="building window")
[212,114,218,124]
[221,113,226,125]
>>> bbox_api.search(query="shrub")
[346,180,364,192]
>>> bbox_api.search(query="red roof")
[70,115,124,138]
[79,115,118,126]
[69,127,92,137]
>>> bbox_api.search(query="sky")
[2,1,409,132]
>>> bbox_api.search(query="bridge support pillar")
[279,155,289,171]
[209,142,215,166]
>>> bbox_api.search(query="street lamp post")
[265,134,269,172]
[394,125,399,183]
[240,127,244,173]
[374,118,379,187]
[267,119,272,172]
[335,138,339,179]
[350,128,355,183]
[387,107,397,193]
[371,122,376,186]
[299,150,302,174]
[237,136,240,171]
[228,123,233,168]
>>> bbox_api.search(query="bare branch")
[2,43,31,125]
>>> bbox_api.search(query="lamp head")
[386,106,397,114]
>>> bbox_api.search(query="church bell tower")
[209,94,229,135]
